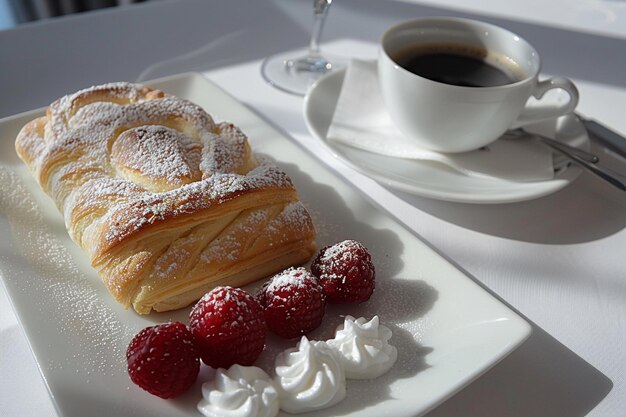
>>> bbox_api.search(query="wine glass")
[261,0,345,96]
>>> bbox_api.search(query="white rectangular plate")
[0,73,530,417]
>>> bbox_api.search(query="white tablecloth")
[1,1,625,416]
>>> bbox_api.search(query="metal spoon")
[509,128,599,163]
[542,137,626,191]
[509,128,626,191]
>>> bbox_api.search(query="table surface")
[1,0,625,416]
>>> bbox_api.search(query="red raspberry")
[189,286,266,368]
[311,239,375,303]
[126,321,199,399]
[259,267,326,339]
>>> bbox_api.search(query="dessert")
[14,82,316,314]
[311,239,376,303]
[195,315,396,413]
[124,240,394,414]
[257,267,326,339]
[126,321,199,399]
[189,286,266,368]
[198,365,279,417]
[274,337,346,413]
[327,315,397,379]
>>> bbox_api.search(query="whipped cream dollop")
[197,364,279,417]
[326,315,397,379]
[274,336,346,414]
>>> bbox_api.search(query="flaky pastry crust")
[15,82,316,314]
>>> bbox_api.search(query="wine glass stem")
[308,0,332,59]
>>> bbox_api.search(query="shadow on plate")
[152,159,438,416]
[389,162,626,244]
[251,160,439,416]
[147,156,413,323]
[424,320,612,417]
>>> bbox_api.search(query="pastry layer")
[15,82,316,314]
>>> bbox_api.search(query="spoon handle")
[583,118,626,159]
[540,139,626,191]
[511,128,599,163]
[536,134,599,164]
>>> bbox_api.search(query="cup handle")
[511,77,579,128]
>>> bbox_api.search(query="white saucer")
[303,69,588,204]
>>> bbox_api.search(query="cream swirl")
[274,336,346,413]
[326,315,397,379]
[197,365,279,417]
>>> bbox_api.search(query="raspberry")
[189,286,266,368]
[311,240,375,303]
[259,267,326,339]
[126,321,199,399]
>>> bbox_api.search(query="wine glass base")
[261,49,347,96]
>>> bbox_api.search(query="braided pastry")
[15,82,316,314]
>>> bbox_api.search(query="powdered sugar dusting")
[0,166,133,377]
[198,286,252,309]
[95,159,294,253]
[317,240,372,281]
[192,286,260,332]
[111,125,203,191]
[18,83,299,252]
[200,206,273,264]
[200,123,251,176]
[266,267,311,294]
[267,201,311,235]
[18,82,298,254]
[14,81,316,313]
[321,240,356,262]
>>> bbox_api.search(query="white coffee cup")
[378,17,579,153]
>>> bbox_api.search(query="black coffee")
[394,45,521,87]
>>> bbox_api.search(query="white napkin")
[326,59,555,181]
